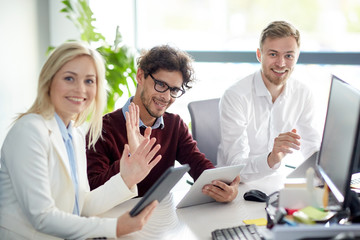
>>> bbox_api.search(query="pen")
[285,164,296,169]
[186,180,194,186]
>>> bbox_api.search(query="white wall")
[49,0,79,47]
[0,0,45,148]
[0,0,78,149]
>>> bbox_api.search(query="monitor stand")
[326,190,360,224]
[326,209,350,225]
[349,190,360,223]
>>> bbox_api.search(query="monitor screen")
[317,75,360,209]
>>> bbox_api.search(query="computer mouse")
[243,189,268,202]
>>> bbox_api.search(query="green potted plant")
[54,0,137,113]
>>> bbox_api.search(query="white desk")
[98,172,286,240]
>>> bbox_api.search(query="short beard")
[264,71,288,86]
[140,90,162,119]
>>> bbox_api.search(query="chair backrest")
[188,98,220,165]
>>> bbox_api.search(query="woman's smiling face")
[49,55,97,126]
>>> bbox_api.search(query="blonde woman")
[0,42,161,239]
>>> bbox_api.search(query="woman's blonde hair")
[19,41,106,148]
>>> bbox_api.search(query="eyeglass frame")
[149,73,185,98]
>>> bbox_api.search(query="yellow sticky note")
[243,218,267,226]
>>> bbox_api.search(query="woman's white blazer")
[0,114,137,239]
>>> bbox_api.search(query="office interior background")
[1,0,360,150]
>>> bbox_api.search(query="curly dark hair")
[137,45,195,90]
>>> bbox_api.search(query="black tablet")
[129,164,190,216]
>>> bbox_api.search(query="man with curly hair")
[87,45,240,203]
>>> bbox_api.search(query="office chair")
[188,98,220,165]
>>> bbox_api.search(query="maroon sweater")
[86,108,214,197]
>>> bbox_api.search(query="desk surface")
[98,172,286,240]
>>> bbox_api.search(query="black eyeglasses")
[149,73,185,98]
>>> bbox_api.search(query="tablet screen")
[130,164,190,216]
[176,164,244,208]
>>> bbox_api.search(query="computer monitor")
[316,75,360,210]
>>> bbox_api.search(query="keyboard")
[211,224,264,240]
[351,173,360,195]
[351,173,360,188]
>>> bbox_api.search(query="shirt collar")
[254,70,269,97]
[54,113,73,141]
[122,97,164,129]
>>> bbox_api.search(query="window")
[91,0,360,127]
[135,0,360,52]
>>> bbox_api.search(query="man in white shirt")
[217,21,321,181]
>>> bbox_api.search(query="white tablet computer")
[130,164,190,216]
[176,164,245,208]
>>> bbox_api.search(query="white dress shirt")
[217,70,321,181]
